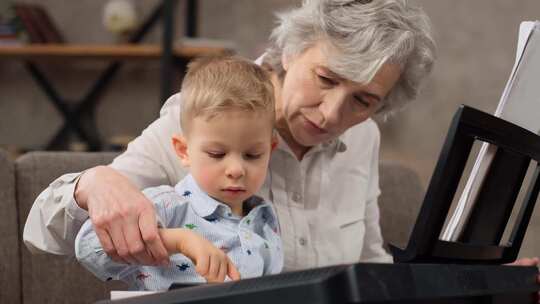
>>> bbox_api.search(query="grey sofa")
[0,149,429,303]
[0,149,19,304]
[15,151,126,304]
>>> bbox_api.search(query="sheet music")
[441,21,540,241]
[110,290,161,300]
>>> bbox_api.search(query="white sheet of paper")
[441,21,540,241]
[110,290,161,300]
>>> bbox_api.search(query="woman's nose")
[319,93,345,127]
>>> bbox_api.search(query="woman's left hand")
[508,257,540,303]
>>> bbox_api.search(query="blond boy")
[75,56,282,291]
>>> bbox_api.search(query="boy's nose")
[226,160,245,179]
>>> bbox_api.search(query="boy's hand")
[160,228,241,283]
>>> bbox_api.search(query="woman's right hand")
[160,228,241,283]
[75,165,170,266]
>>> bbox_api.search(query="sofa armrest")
[16,151,122,304]
[0,149,20,304]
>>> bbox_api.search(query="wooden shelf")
[0,43,233,61]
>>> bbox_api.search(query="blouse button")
[292,192,302,203]
[298,237,307,246]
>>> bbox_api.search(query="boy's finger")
[227,258,241,281]
[195,254,210,278]
[207,254,221,282]
[216,260,227,282]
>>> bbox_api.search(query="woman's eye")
[207,152,225,159]
[318,74,338,86]
[354,96,370,108]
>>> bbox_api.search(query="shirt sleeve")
[360,124,393,263]
[23,172,89,255]
[23,93,185,256]
[142,185,190,228]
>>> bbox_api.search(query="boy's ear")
[271,133,279,152]
[281,53,290,71]
[172,134,190,167]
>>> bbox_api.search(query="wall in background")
[0,0,293,152]
[380,0,540,186]
[1,0,540,188]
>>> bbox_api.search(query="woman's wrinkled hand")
[75,165,169,266]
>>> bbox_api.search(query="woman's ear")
[172,134,190,167]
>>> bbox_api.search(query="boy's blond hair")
[180,56,275,133]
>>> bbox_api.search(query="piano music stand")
[391,105,540,264]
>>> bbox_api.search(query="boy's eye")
[317,74,338,86]
[244,153,262,160]
[206,152,225,159]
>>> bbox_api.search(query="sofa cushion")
[16,151,122,304]
[0,150,20,304]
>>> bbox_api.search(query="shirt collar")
[320,138,348,153]
[244,196,279,231]
[275,132,348,157]
[174,174,223,218]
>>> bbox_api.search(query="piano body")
[97,106,540,303]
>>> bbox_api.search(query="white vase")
[102,0,138,40]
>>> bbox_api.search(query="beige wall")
[381,1,540,186]
[1,0,540,188]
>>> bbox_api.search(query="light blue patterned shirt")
[75,174,283,291]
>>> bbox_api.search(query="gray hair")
[264,0,436,117]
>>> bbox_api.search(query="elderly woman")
[25,0,435,272]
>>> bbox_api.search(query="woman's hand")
[508,257,540,303]
[160,228,241,283]
[75,166,169,266]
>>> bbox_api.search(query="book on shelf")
[13,4,43,43]
[0,23,21,45]
[12,3,64,44]
[442,21,540,241]
[30,4,64,43]
[0,2,24,45]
